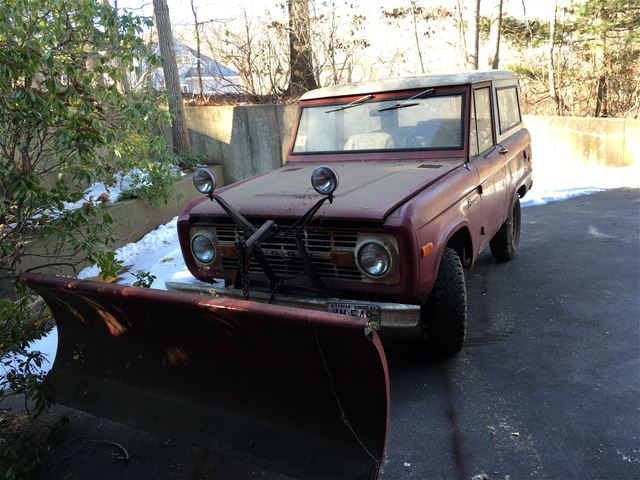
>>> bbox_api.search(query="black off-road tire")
[490,196,521,262]
[420,248,467,357]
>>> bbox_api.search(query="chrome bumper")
[165,280,420,329]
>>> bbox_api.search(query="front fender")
[416,217,473,299]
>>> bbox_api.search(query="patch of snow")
[62,167,184,211]
[521,165,639,207]
[62,170,139,210]
[78,216,198,288]
[1,327,58,389]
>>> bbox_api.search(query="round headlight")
[357,242,391,278]
[193,168,216,195]
[311,166,339,196]
[191,234,216,264]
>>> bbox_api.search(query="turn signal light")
[420,242,434,257]
[329,250,356,267]
[219,245,238,258]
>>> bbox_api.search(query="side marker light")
[420,242,434,257]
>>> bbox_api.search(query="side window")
[496,86,521,134]
[469,96,478,156]
[474,87,493,154]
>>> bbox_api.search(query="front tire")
[420,248,467,357]
[490,197,521,262]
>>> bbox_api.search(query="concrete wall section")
[108,165,223,247]
[523,115,640,168]
[180,107,638,185]
[183,105,297,184]
[18,166,223,278]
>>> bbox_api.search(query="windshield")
[292,93,464,154]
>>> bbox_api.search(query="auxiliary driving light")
[193,168,216,195]
[311,166,339,196]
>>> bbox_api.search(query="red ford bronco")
[24,70,533,478]
[170,70,533,356]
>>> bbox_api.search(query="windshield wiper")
[325,94,374,113]
[378,88,435,112]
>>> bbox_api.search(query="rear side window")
[496,86,521,134]
[471,87,493,155]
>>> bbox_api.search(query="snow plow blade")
[22,274,389,480]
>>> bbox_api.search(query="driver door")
[469,85,508,249]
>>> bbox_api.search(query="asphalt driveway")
[31,188,640,480]
[382,187,640,479]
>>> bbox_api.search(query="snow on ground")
[62,171,141,210]
[77,216,199,288]
[521,165,639,207]
[62,169,186,211]
[3,164,639,381]
[1,328,60,380]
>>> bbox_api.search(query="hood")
[189,160,462,223]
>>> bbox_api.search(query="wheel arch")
[442,223,474,270]
[517,184,527,198]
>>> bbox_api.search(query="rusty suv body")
[172,70,532,354]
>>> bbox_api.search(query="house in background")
[150,41,242,95]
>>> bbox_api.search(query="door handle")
[497,144,509,155]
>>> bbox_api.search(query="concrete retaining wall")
[176,106,639,182]
[18,166,223,279]
[522,115,640,168]
[108,165,223,247]
[163,105,297,184]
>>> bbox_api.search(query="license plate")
[327,302,380,323]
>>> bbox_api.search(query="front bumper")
[166,280,420,329]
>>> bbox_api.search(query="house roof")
[180,45,238,77]
[300,70,517,100]
[152,42,238,78]
[184,63,238,79]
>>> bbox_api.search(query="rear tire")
[490,197,521,262]
[420,248,467,357]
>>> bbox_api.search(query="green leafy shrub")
[0,0,178,476]
[133,271,156,288]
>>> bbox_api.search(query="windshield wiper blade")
[325,94,373,113]
[378,87,435,112]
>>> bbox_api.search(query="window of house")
[496,86,521,134]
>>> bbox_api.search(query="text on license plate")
[327,302,380,321]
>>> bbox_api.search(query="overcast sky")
[118,0,558,28]
[117,0,561,78]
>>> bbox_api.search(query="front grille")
[211,223,363,281]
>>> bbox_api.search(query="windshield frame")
[287,85,470,163]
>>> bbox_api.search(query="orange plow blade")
[22,274,389,480]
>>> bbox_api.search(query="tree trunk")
[153,0,191,154]
[547,1,561,114]
[411,1,426,73]
[487,0,503,69]
[594,7,608,117]
[466,0,481,69]
[287,0,318,96]
[190,0,205,99]
[595,75,608,117]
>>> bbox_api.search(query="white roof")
[300,70,517,100]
